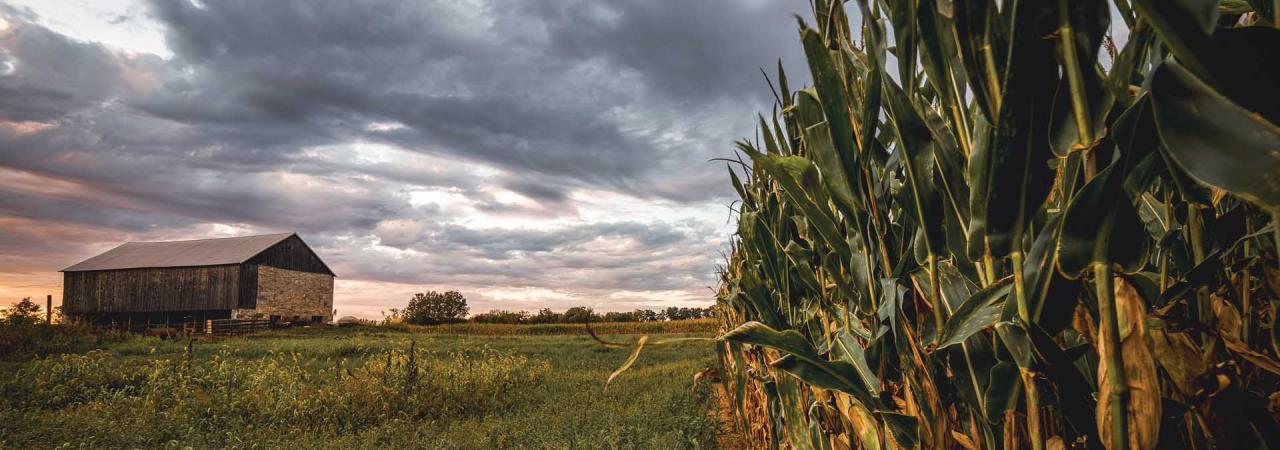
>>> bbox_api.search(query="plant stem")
[1187,206,1211,338]
[1243,215,1253,344]
[1094,263,1130,450]
[1273,210,1280,268]
[928,253,945,333]
[1011,251,1030,322]
[984,251,998,285]
[1010,249,1044,450]
[1059,0,1094,151]
[1159,185,1173,292]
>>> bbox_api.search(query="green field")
[0,325,722,449]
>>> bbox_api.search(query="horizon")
[0,0,811,318]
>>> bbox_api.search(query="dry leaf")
[950,431,978,450]
[1046,435,1066,450]
[1265,265,1280,298]
[1207,294,1280,375]
[1148,328,1205,396]
[1222,337,1280,376]
[1073,303,1096,347]
[1002,410,1021,450]
[1211,295,1242,341]
[1211,187,1227,206]
[1097,277,1161,450]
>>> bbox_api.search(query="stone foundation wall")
[232,266,333,322]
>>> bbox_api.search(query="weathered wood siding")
[238,263,258,309]
[62,265,242,314]
[248,235,333,275]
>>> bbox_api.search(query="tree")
[2,297,41,326]
[562,306,595,323]
[402,290,469,325]
[634,309,659,322]
[529,308,562,324]
[602,311,636,322]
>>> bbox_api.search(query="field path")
[713,381,748,449]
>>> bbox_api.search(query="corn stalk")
[695,0,1280,449]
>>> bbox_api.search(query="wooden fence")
[187,318,273,337]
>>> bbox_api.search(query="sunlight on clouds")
[208,223,260,237]
[0,120,54,135]
[0,166,147,211]
[4,0,172,57]
[408,188,467,209]
[364,121,408,132]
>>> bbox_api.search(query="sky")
[0,0,811,318]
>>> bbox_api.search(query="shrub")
[1,298,42,327]
[0,321,129,361]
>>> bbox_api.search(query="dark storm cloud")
[352,224,714,291]
[0,0,809,309]
[136,0,808,192]
[0,6,160,121]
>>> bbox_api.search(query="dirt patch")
[713,381,748,449]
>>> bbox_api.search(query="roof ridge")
[60,232,334,274]
[122,232,294,244]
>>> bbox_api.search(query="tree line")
[470,306,714,324]
[385,290,713,325]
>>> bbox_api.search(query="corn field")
[708,0,1280,449]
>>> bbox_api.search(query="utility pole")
[46,295,52,324]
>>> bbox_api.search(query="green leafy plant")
[625,1,1279,449]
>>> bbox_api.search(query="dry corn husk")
[1148,327,1205,396]
[1213,295,1280,376]
[1097,277,1160,450]
[1211,295,1242,341]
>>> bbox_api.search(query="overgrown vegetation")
[1,327,720,449]
[470,306,715,324]
[0,298,129,360]
[413,318,718,336]
[705,1,1280,449]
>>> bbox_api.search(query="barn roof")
[61,233,313,272]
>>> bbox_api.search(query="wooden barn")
[61,233,335,326]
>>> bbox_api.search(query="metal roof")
[61,233,298,272]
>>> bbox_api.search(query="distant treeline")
[469,306,714,324]
[376,291,715,326]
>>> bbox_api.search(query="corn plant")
[703,0,1279,449]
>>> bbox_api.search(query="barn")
[61,233,335,326]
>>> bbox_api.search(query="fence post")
[46,295,52,324]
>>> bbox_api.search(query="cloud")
[0,0,808,315]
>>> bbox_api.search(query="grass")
[0,324,721,449]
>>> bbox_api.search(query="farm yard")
[0,323,723,449]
